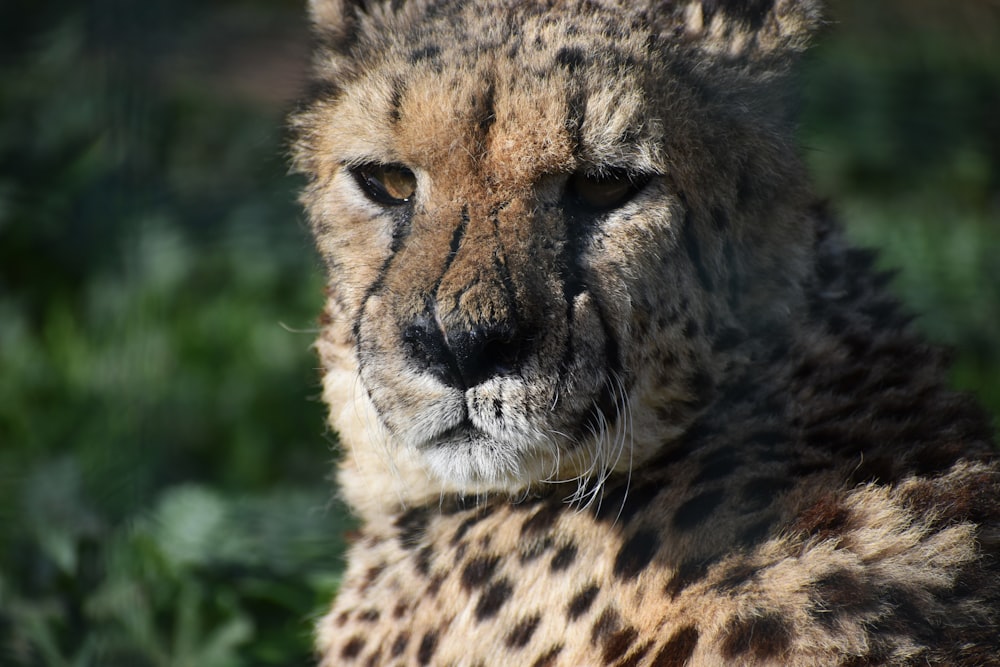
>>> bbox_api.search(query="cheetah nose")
[402,315,532,388]
[449,320,533,387]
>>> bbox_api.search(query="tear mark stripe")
[490,205,521,325]
[475,78,497,148]
[353,216,411,343]
[431,206,471,301]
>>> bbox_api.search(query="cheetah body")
[291,1,1000,664]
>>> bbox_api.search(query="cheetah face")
[294,1,813,496]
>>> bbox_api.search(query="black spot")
[530,645,564,667]
[736,516,775,547]
[452,512,487,545]
[555,46,587,71]
[392,601,409,619]
[360,562,386,592]
[613,530,660,580]
[506,614,541,648]
[342,635,365,659]
[616,640,654,667]
[407,539,431,572]
[710,205,729,230]
[395,506,430,549]
[713,562,758,593]
[451,519,474,545]
[720,612,793,660]
[357,608,380,622]
[702,0,776,31]
[649,439,694,470]
[810,570,877,626]
[442,493,485,515]
[568,583,600,620]
[650,625,699,667]
[692,457,738,484]
[611,481,664,523]
[417,630,439,665]
[591,483,625,523]
[602,626,639,663]
[521,503,560,535]
[590,607,621,644]
[740,477,793,512]
[461,555,500,590]
[390,632,409,657]
[664,559,712,599]
[672,489,725,530]
[880,586,940,644]
[550,543,578,572]
[409,44,441,63]
[427,572,445,595]
[475,578,514,621]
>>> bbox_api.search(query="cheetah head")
[293,0,822,508]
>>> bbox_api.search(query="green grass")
[1,0,998,665]
[800,1,1000,422]
[1,3,351,664]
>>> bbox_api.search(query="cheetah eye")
[568,169,648,211]
[351,163,417,206]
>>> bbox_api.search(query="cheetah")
[290,0,1000,664]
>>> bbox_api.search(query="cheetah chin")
[292,0,1000,665]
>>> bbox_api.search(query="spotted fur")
[291,1,1000,664]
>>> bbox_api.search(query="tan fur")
[292,1,1000,664]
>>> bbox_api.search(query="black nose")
[402,315,530,388]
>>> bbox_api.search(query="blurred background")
[0,0,997,665]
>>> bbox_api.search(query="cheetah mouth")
[413,389,535,452]
[399,372,625,489]
[426,418,480,447]
[416,414,552,488]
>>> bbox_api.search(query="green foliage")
[2,460,346,666]
[0,0,998,665]
[0,2,350,665]
[800,1,1000,420]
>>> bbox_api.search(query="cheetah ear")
[308,0,405,47]
[307,0,362,46]
[673,0,825,65]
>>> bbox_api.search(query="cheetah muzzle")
[291,0,1000,665]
